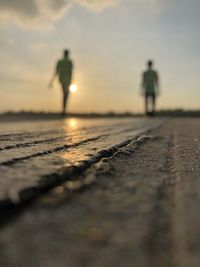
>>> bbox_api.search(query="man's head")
[147,60,153,69]
[64,49,69,58]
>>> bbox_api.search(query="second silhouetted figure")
[141,60,160,116]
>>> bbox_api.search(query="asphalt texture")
[0,118,161,204]
[0,118,199,267]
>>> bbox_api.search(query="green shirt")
[56,58,73,85]
[143,69,158,94]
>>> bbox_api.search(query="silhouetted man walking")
[141,60,159,115]
[50,49,73,115]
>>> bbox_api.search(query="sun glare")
[69,119,78,129]
[70,84,77,93]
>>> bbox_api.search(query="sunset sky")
[0,0,200,113]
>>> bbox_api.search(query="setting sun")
[70,84,77,93]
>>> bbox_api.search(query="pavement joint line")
[0,135,106,166]
[0,124,150,152]
[0,125,158,166]
[0,120,142,142]
[0,126,163,226]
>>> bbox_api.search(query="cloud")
[0,0,168,29]
[127,0,166,14]
[0,0,119,29]
[76,0,119,11]
[0,0,39,19]
[0,0,72,29]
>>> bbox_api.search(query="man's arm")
[69,60,74,84]
[140,72,145,96]
[55,61,60,76]
[49,61,59,89]
[155,72,160,95]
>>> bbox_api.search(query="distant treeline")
[0,109,200,122]
[156,109,200,117]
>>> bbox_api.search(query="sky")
[0,0,200,113]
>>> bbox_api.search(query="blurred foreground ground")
[0,118,199,267]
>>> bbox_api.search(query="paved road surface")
[0,118,199,267]
[0,118,162,204]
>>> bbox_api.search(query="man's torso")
[143,70,158,95]
[57,58,73,85]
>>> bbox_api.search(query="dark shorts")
[145,93,156,101]
[61,81,70,87]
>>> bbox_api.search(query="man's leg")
[152,94,156,115]
[145,95,148,115]
[62,84,70,114]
